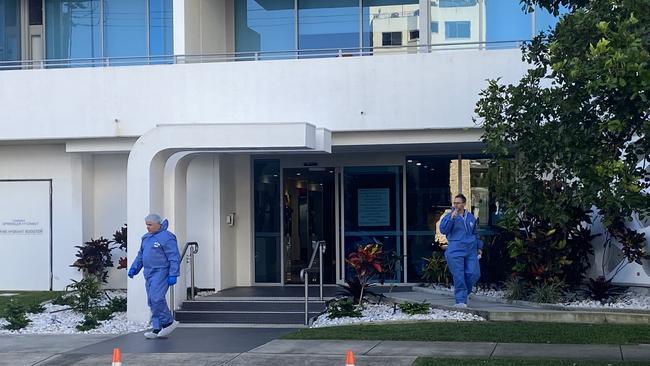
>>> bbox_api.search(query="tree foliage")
[476,0,649,283]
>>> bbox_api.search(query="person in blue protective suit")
[439,194,483,307]
[128,214,181,339]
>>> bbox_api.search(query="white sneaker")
[144,331,159,339]
[454,303,468,308]
[157,320,179,338]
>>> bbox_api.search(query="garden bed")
[418,285,650,312]
[311,303,484,328]
[0,290,148,335]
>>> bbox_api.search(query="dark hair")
[455,193,467,203]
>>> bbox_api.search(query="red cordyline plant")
[346,243,383,305]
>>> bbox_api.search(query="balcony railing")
[0,40,528,71]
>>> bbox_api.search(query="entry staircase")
[174,287,332,326]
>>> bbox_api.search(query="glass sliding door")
[103,0,147,59]
[362,0,419,52]
[343,166,403,282]
[298,0,359,55]
[0,0,20,62]
[253,160,282,283]
[283,168,336,284]
[235,0,295,59]
[46,0,102,64]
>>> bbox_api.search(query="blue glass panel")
[344,166,403,283]
[149,0,173,57]
[235,0,295,55]
[362,0,419,49]
[439,0,478,7]
[445,21,471,39]
[103,0,147,59]
[46,0,101,62]
[534,4,568,35]
[485,0,531,43]
[299,0,359,50]
[0,0,20,62]
[254,160,281,283]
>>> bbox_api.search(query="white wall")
[0,145,84,290]
[186,155,217,289]
[217,154,237,289]
[93,154,129,289]
[234,154,252,286]
[0,49,528,141]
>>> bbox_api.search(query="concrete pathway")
[386,290,650,324]
[2,330,650,365]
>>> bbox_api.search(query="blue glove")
[127,268,137,279]
[167,276,177,286]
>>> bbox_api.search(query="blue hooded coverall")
[129,219,181,330]
[439,210,483,305]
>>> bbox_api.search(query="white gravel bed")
[0,292,149,335]
[563,292,650,310]
[426,284,507,299]
[311,304,485,328]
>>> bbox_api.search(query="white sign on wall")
[358,188,390,227]
[0,181,51,290]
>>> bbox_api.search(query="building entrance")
[283,168,336,284]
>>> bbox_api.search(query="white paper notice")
[358,188,390,226]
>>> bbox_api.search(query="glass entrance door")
[283,168,336,284]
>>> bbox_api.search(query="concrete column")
[419,0,431,51]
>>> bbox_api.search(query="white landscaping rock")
[0,293,148,335]
[563,292,650,310]
[311,304,485,328]
[427,284,507,299]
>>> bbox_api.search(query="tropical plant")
[326,298,363,319]
[70,237,114,283]
[584,276,627,303]
[113,224,128,270]
[529,281,564,304]
[337,278,379,304]
[398,301,430,315]
[76,313,100,332]
[504,277,527,301]
[346,243,384,305]
[420,252,451,286]
[108,297,127,313]
[2,300,31,330]
[476,0,649,290]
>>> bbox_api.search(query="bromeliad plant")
[346,243,384,305]
[70,237,115,283]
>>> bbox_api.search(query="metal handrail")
[0,40,531,70]
[169,241,199,311]
[300,240,326,325]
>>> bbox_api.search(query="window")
[382,31,402,46]
[235,0,295,54]
[299,0,359,51]
[439,0,478,7]
[29,0,43,25]
[0,0,20,61]
[445,21,470,39]
[45,0,173,63]
[431,21,439,33]
[485,0,531,44]
[362,0,418,49]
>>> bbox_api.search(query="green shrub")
[530,282,564,304]
[90,307,114,322]
[3,300,31,330]
[398,302,430,315]
[26,303,45,314]
[504,278,527,301]
[108,297,127,313]
[76,313,100,331]
[420,252,451,286]
[66,277,102,313]
[326,298,363,319]
[51,294,76,307]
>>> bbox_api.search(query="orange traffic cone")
[345,350,355,366]
[111,348,122,366]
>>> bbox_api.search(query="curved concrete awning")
[126,123,330,321]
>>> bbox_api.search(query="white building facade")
[1,0,647,323]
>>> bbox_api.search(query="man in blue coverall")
[128,214,181,339]
[439,194,483,307]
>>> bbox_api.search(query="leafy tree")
[476,0,649,285]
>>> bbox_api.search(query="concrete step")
[175,310,322,324]
[181,300,327,312]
